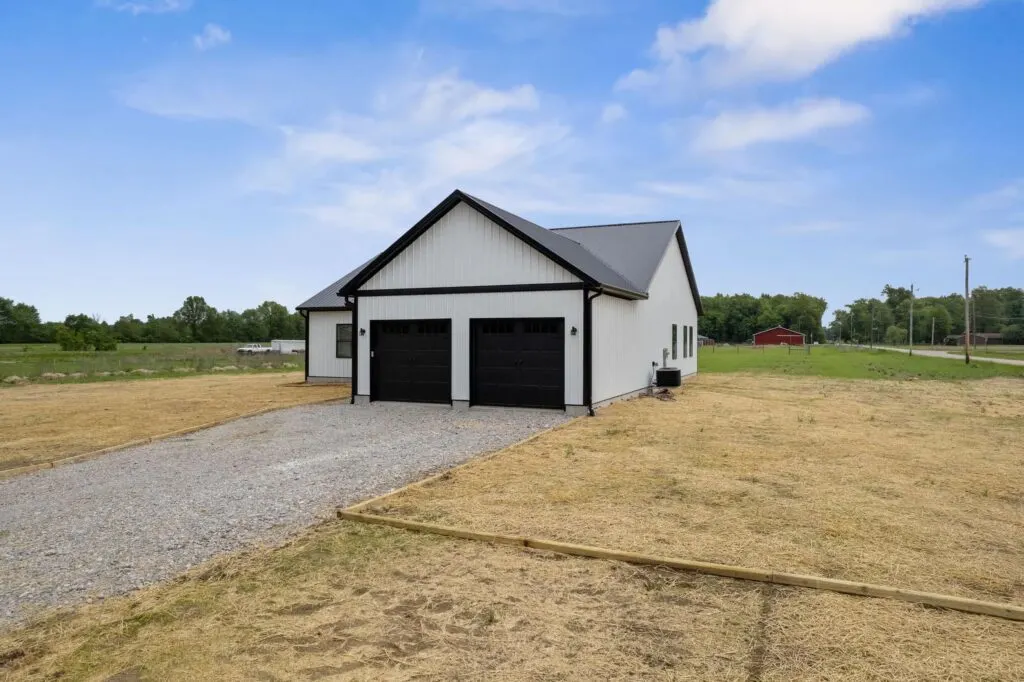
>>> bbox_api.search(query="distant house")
[945,332,1003,346]
[296,189,703,414]
[753,325,805,346]
[697,334,714,347]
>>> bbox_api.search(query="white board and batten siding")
[362,202,579,289]
[307,310,352,380]
[591,241,698,405]
[357,291,584,406]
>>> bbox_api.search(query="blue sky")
[1,0,1023,322]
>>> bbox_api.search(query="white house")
[296,190,702,415]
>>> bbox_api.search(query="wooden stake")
[338,510,1024,623]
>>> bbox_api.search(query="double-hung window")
[336,323,353,358]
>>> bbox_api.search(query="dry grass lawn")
[2,372,1022,680]
[371,374,1024,606]
[2,522,1022,681]
[0,373,349,471]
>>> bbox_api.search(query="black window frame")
[672,324,678,360]
[689,325,695,357]
[336,323,353,359]
[682,325,688,359]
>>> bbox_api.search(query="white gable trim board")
[300,191,701,413]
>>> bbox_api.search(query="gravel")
[0,402,568,627]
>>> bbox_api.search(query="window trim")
[335,323,353,359]
[689,325,695,357]
[682,325,688,359]
[672,324,678,360]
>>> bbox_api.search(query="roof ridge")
[552,219,678,230]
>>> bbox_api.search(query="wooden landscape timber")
[338,510,1024,623]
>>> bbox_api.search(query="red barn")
[753,325,805,346]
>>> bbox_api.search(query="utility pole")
[909,283,915,356]
[870,303,875,348]
[964,255,971,365]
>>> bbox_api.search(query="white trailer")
[271,339,306,354]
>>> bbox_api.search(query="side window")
[672,324,678,360]
[690,326,695,357]
[336,323,353,358]
[682,325,688,358]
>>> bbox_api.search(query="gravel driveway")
[0,402,568,627]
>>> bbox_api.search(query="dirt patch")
[0,373,349,470]
[368,374,1024,605]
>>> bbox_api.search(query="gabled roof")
[295,257,373,311]
[754,325,805,336]
[462,193,643,296]
[322,189,701,311]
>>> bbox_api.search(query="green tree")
[113,315,145,343]
[882,285,913,312]
[54,325,88,351]
[174,296,213,341]
[884,325,907,345]
[0,298,43,343]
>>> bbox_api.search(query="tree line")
[828,285,1024,345]
[0,295,306,350]
[697,285,1022,346]
[699,293,829,343]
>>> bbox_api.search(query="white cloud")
[282,126,384,164]
[600,103,627,124]
[194,24,232,52]
[694,98,870,152]
[983,229,1024,259]
[96,0,191,14]
[969,178,1024,212]
[411,72,538,123]
[621,0,985,92]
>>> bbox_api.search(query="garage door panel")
[370,319,451,404]
[471,317,564,409]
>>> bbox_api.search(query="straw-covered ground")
[0,372,349,471]
[372,374,1024,606]
[2,372,1022,680]
[2,523,1022,681]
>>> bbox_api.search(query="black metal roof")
[553,219,703,314]
[295,257,373,310]
[301,190,702,312]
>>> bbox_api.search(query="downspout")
[583,287,603,417]
[348,296,358,404]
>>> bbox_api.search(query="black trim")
[351,296,358,404]
[339,190,606,296]
[357,283,586,297]
[675,227,704,316]
[296,306,352,312]
[335,322,353,359]
[300,310,309,382]
[584,288,602,416]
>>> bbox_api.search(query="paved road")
[0,402,568,626]
[873,346,1024,367]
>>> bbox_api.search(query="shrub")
[54,325,87,351]
[884,325,908,345]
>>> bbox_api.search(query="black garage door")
[471,318,565,409]
[370,319,451,404]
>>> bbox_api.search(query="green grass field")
[0,343,305,385]
[698,344,1024,380]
